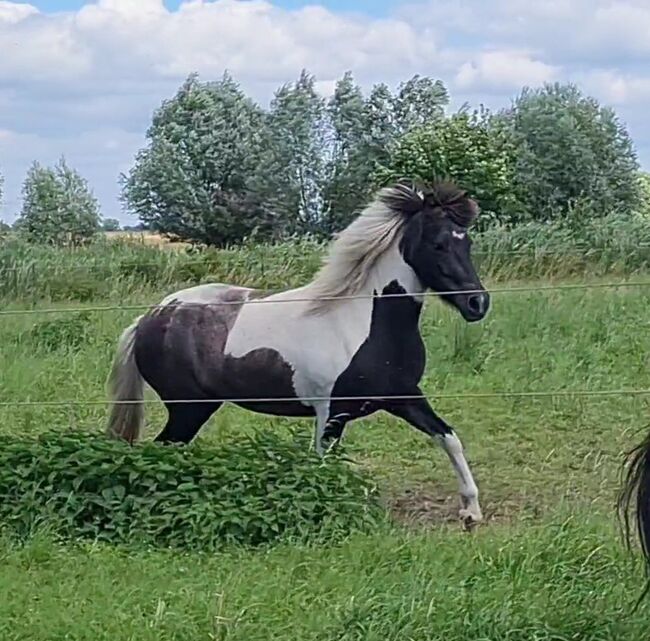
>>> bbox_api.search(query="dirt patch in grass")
[386,484,531,528]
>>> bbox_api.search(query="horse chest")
[332,287,425,398]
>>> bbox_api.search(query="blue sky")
[1,0,649,222]
[32,0,399,15]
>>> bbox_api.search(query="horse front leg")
[312,402,330,456]
[387,396,482,530]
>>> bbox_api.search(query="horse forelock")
[384,179,479,228]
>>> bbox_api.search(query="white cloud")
[581,70,650,106]
[409,0,650,64]
[455,50,558,92]
[585,3,650,59]
[0,0,37,24]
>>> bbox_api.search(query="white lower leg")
[436,431,482,524]
[312,402,330,457]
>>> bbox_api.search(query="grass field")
[1,251,650,638]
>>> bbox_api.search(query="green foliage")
[0,431,384,549]
[16,158,100,246]
[25,313,94,353]
[323,72,374,232]
[258,70,330,235]
[377,107,523,226]
[639,172,650,215]
[101,218,121,232]
[502,82,640,221]
[121,72,643,240]
[393,74,448,134]
[121,73,274,247]
[123,70,454,241]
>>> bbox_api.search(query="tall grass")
[1,213,649,303]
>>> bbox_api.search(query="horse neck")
[363,243,424,301]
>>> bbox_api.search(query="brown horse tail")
[618,426,650,605]
[105,320,145,444]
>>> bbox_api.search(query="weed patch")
[0,430,385,549]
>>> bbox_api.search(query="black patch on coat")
[134,288,313,418]
[328,279,425,422]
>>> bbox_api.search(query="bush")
[0,431,385,550]
[101,218,121,232]
[1,220,649,306]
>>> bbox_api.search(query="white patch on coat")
[224,243,423,410]
[159,283,252,307]
[451,231,466,240]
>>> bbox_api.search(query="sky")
[1,0,649,224]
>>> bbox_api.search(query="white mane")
[306,187,410,313]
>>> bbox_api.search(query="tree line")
[0,70,645,246]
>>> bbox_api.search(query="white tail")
[106,320,145,443]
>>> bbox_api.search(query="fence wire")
[1,245,650,275]
[1,389,650,409]
[0,280,649,317]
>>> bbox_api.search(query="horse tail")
[618,427,650,603]
[106,319,145,444]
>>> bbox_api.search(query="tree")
[122,73,274,246]
[102,218,121,232]
[639,172,650,216]
[502,83,640,221]
[393,75,448,135]
[376,107,522,226]
[364,82,397,167]
[323,72,373,232]
[16,158,100,246]
[260,69,329,235]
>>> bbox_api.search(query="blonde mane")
[306,187,411,314]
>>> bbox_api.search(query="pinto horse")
[106,180,490,527]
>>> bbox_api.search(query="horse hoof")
[459,508,482,532]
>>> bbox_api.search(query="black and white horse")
[106,180,490,527]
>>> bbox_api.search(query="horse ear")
[400,210,424,265]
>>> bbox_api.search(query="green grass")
[0,517,647,640]
[1,253,649,637]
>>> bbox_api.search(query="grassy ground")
[0,516,647,641]
[1,270,649,638]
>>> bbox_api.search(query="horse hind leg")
[155,401,222,444]
[321,413,351,451]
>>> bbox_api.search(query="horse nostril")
[467,294,485,316]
